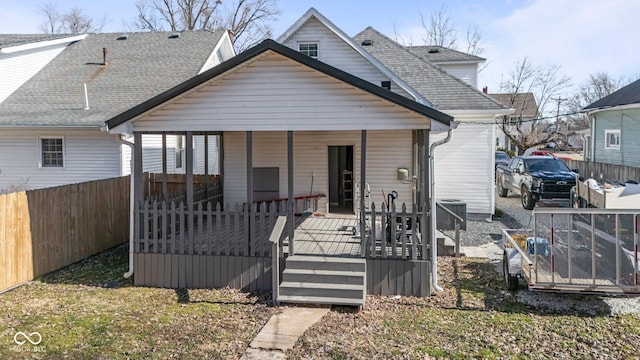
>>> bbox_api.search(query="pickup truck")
[496,156,577,210]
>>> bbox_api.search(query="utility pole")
[553,97,567,149]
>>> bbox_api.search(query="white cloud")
[480,0,640,93]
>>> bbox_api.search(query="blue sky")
[1,0,639,97]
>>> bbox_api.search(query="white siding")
[223,130,414,213]
[199,34,235,73]
[133,52,431,132]
[281,17,412,99]
[0,130,121,191]
[436,64,478,88]
[431,123,494,214]
[0,44,69,103]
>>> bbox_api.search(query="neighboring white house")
[0,31,235,192]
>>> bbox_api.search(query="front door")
[328,145,354,214]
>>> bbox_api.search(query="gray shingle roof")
[353,27,506,111]
[583,78,640,110]
[0,34,73,48]
[405,45,485,63]
[0,30,225,127]
[489,93,539,118]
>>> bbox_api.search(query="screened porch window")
[41,137,64,167]
[605,129,620,150]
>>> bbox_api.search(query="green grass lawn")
[2,246,640,359]
[0,245,276,359]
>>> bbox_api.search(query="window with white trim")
[605,129,620,150]
[40,137,64,167]
[299,43,318,59]
[175,135,185,169]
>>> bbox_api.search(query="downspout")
[115,134,135,279]
[429,123,457,292]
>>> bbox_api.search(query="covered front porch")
[105,39,454,302]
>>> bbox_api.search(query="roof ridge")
[358,27,508,110]
[405,44,486,61]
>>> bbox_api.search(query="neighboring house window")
[299,43,318,59]
[40,137,64,167]
[604,129,620,150]
[175,135,185,169]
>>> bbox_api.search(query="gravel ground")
[446,192,640,316]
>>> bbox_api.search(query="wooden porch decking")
[285,216,362,257]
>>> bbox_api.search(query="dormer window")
[299,43,318,59]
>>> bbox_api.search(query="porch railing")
[364,202,427,260]
[136,200,282,257]
[436,201,464,257]
[254,193,325,214]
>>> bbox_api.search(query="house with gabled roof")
[0,30,235,192]
[352,27,512,215]
[103,37,454,305]
[582,78,640,167]
[488,91,540,153]
[96,7,507,304]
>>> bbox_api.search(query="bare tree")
[498,57,572,154]
[37,3,107,34]
[135,0,279,51]
[38,2,62,34]
[464,24,484,56]
[564,72,627,128]
[420,4,456,48]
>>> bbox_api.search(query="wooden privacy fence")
[565,160,640,183]
[144,173,221,204]
[0,176,129,292]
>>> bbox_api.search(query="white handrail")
[269,215,288,306]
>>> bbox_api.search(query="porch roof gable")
[104,39,452,132]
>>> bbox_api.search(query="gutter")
[114,134,135,279]
[429,122,458,292]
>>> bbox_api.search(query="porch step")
[283,255,366,272]
[436,230,456,256]
[278,255,366,307]
[276,295,364,306]
[279,282,364,299]
[282,269,364,285]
